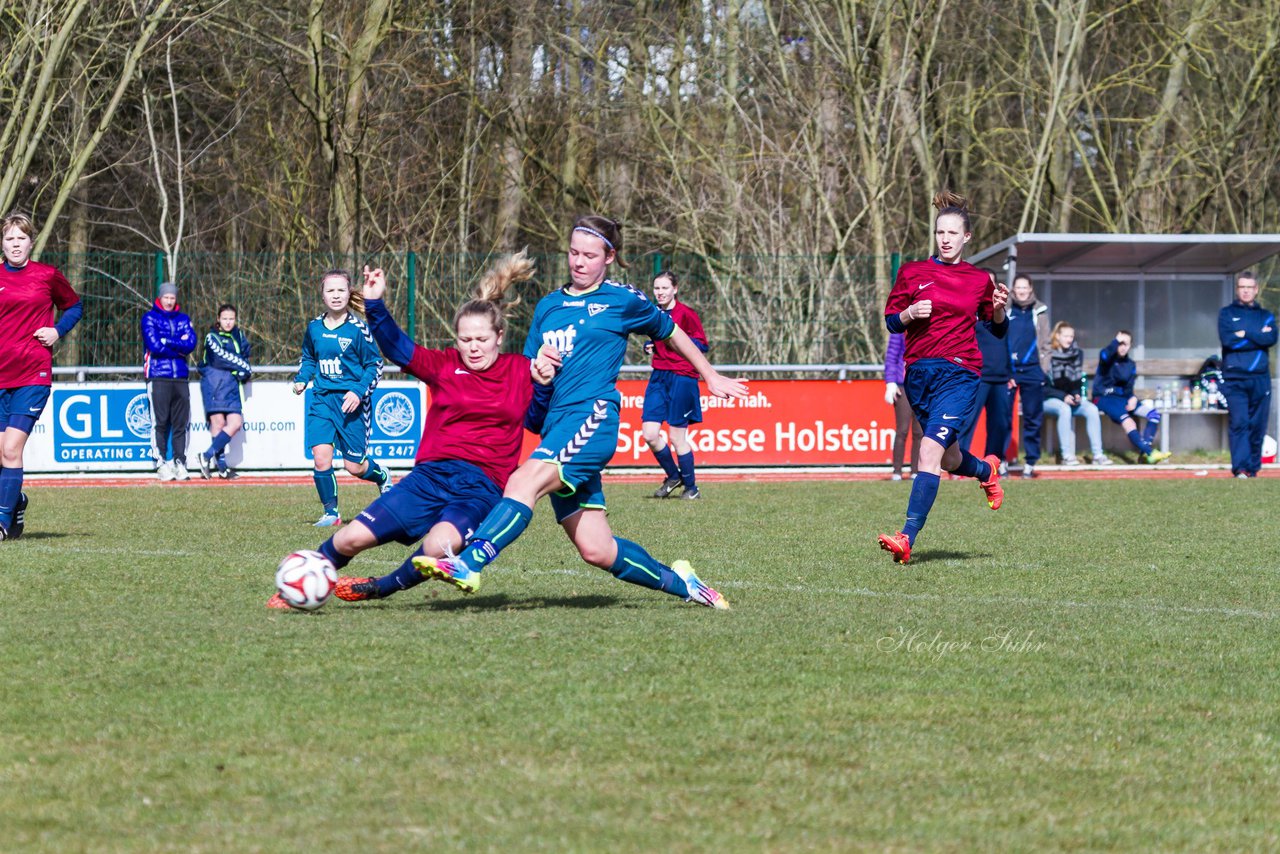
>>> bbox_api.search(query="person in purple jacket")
[883,332,922,480]
[141,281,197,481]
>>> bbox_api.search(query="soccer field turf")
[2,477,1278,851]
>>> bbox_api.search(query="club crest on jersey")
[339,338,351,353]
[588,303,607,316]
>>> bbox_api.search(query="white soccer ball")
[274,550,338,611]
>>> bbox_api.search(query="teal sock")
[1127,429,1151,455]
[360,459,389,488]
[653,445,680,480]
[610,538,688,598]
[313,468,338,513]
[463,498,533,570]
[677,451,697,489]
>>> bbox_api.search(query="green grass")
[2,477,1279,851]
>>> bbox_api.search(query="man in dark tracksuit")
[1007,276,1050,477]
[959,317,1014,469]
[1218,272,1276,478]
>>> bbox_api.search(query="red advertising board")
[513,379,1004,467]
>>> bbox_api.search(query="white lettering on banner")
[701,391,771,410]
[59,394,93,439]
[775,421,896,453]
[617,423,767,460]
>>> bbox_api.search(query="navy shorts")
[1095,395,1158,425]
[905,359,981,449]
[0,385,52,433]
[353,459,502,546]
[305,389,372,462]
[200,370,243,415]
[641,370,703,427]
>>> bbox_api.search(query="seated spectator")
[1041,322,1110,466]
[1092,329,1172,464]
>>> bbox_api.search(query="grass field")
[2,475,1279,851]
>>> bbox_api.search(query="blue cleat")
[671,559,730,609]
[413,554,482,594]
[313,511,342,527]
[11,492,28,539]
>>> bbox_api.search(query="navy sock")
[610,538,688,598]
[313,468,338,513]
[318,537,352,571]
[1141,417,1160,444]
[902,472,940,546]
[360,459,389,488]
[1127,429,1152,455]
[375,548,428,597]
[205,430,232,460]
[0,466,20,530]
[953,450,990,481]
[463,498,534,570]
[677,451,697,489]
[653,444,680,480]
[215,452,228,472]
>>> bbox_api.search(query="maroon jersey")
[402,346,533,490]
[884,258,996,375]
[650,301,706,379]
[0,260,79,388]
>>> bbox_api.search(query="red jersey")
[651,301,707,379]
[0,260,79,388]
[402,346,533,490]
[884,258,996,375]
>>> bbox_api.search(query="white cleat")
[671,559,730,610]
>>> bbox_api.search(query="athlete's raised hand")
[362,265,387,301]
[992,281,1009,312]
[531,343,561,385]
[903,300,932,322]
[706,372,748,400]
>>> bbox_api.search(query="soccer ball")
[274,550,338,611]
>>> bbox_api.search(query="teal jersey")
[294,313,383,398]
[524,280,676,410]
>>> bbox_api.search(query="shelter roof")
[968,233,1280,276]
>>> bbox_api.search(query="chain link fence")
[40,250,901,374]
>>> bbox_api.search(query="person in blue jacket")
[141,281,197,481]
[958,278,1015,471]
[196,304,252,479]
[1092,330,1171,464]
[1006,275,1049,477]
[1218,272,1276,478]
[293,269,392,526]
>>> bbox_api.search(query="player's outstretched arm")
[665,326,747,399]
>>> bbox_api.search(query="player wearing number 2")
[877,191,1009,565]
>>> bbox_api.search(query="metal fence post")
[653,252,663,279]
[406,250,417,340]
[154,251,166,295]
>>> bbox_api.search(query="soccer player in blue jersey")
[416,215,748,609]
[877,191,1009,565]
[1092,330,1172,465]
[293,270,392,526]
[196,304,251,479]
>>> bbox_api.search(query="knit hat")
[158,281,178,298]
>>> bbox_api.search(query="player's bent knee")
[333,520,377,555]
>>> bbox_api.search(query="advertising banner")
[24,378,1002,472]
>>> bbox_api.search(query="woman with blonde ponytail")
[877,191,1011,565]
[268,251,548,608]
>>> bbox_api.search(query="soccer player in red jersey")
[0,213,83,541]
[877,192,1009,565]
[268,252,548,607]
[642,270,709,499]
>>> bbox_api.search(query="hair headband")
[573,226,615,251]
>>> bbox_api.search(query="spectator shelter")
[969,233,1280,453]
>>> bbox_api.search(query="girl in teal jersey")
[418,215,748,608]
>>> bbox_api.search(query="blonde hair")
[2,212,35,238]
[454,249,535,335]
[1049,321,1075,350]
[320,269,364,316]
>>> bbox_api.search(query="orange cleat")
[877,532,911,565]
[334,576,380,602]
[980,454,1004,510]
[266,592,291,609]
